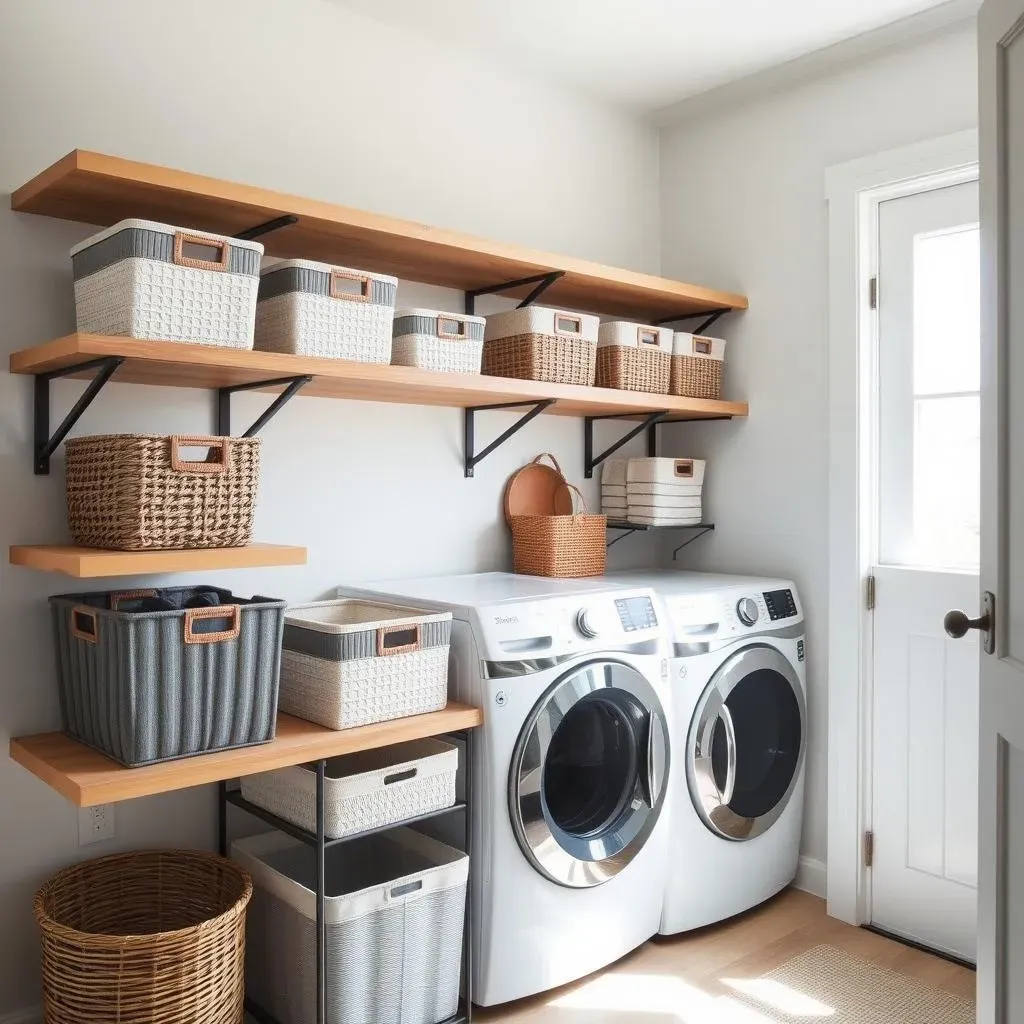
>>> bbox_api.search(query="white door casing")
[977,1,1024,1019]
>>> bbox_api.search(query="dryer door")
[687,643,805,841]
[509,660,670,889]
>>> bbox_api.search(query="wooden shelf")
[10,704,483,807]
[9,542,307,578]
[11,150,747,321]
[11,334,749,421]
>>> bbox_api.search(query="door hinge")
[869,276,878,310]
[864,830,874,868]
[866,574,876,612]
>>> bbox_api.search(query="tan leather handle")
[71,606,99,644]
[638,328,660,346]
[173,231,229,272]
[110,589,158,611]
[674,460,694,478]
[533,453,566,477]
[692,337,713,355]
[330,269,372,302]
[377,623,421,656]
[554,313,582,335]
[183,604,241,645]
[170,435,230,475]
[436,315,467,340]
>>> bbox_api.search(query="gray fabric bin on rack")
[234,828,468,1024]
[50,587,286,767]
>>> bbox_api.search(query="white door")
[975,1,1024,1018]
[870,180,981,961]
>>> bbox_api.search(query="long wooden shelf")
[9,542,307,578]
[10,704,483,807]
[11,150,747,321]
[11,334,749,421]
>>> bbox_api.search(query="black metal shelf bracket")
[464,399,555,477]
[606,524,642,549]
[464,271,564,315]
[673,524,716,559]
[233,214,298,241]
[217,375,313,437]
[584,411,668,479]
[33,355,125,475]
[653,308,730,336]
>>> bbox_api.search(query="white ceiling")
[330,0,964,111]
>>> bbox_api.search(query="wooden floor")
[476,888,975,1022]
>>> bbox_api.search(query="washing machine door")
[687,643,805,841]
[508,660,670,889]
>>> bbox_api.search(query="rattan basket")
[35,850,252,1024]
[670,333,725,399]
[596,322,672,393]
[65,433,260,550]
[483,306,599,385]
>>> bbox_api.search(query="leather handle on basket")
[673,460,694,478]
[692,337,713,355]
[554,313,582,336]
[436,314,467,340]
[638,328,660,346]
[173,231,230,272]
[71,606,99,644]
[533,453,566,477]
[329,269,372,302]
[183,604,241,645]
[561,482,592,517]
[377,623,422,657]
[170,435,231,475]
[109,589,158,611]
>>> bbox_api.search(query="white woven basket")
[254,259,397,361]
[627,457,707,487]
[391,309,485,373]
[278,599,450,730]
[627,510,704,526]
[235,828,467,1024]
[70,219,263,347]
[240,738,458,839]
[601,458,629,487]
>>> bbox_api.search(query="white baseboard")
[794,856,827,899]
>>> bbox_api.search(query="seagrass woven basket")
[670,333,725,400]
[35,850,252,1024]
[595,322,672,393]
[65,434,260,550]
[483,306,599,386]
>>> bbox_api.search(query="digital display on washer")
[615,597,658,632]
[764,588,797,621]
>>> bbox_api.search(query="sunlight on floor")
[722,977,836,1017]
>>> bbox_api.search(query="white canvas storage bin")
[670,333,726,400]
[391,309,485,374]
[70,219,263,347]
[627,483,703,499]
[627,511,704,527]
[483,305,599,386]
[239,738,458,839]
[596,322,673,393]
[627,457,706,488]
[255,259,398,361]
[278,600,451,730]
[235,828,468,1024]
[628,495,702,512]
[601,458,629,487]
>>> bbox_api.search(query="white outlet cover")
[78,803,115,845]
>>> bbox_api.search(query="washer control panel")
[763,588,798,621]
[614,596,659,633]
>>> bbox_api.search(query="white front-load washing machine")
[609,570,806,934]
[343,573,673,1006]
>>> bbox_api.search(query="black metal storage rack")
[217,728,475,1024]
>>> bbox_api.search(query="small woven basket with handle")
[35,850,252,1024]
[506,454,606,577]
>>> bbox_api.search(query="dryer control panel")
[665,580,802,643]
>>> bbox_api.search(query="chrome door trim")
[508,659,670,888]
[686,643,805,842]
[484,640,661,677]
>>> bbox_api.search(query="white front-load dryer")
[342,573,674,1005]
[609,570,806,933]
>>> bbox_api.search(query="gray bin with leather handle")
[50,586,286,766]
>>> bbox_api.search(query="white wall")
[0,0,662,1013]
[658,24,980,868]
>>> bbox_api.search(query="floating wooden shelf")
[10,704,483,807]
[12,151,747,321]
[9,542,307,578]
[11,334,748,421]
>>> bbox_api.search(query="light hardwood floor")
[475,888,975,1022]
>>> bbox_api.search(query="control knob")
[576,607,602,639]
[736,597,760,627]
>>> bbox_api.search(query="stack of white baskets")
[602,457,706,526]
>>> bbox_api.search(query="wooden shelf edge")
[9,542,307,578]
[10,705,484,807]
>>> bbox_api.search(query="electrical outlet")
[78,803,115,845]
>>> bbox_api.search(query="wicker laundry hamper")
[65,433,260,550]
[595,322,672,393]
[670,333,726,400]
[391,309,485,373]
[70,219,263,347]
[483,306,599,385]
[35,850,252,1024]
[505,454,606,577]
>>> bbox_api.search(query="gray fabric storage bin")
[50,586,286,766]
[234,828,468,1024]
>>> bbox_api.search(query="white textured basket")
[278,599,451,730]
[627,457,706,487]
[391,308,485,373]
[70,219,263,347]
[627,482,703,498]
[240,738,458,839]
[235,828,467,1024]
[628,495,702,511]
[255,259,397,361]
[627,510,704,526]
[601,458,629,487]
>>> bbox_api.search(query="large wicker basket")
[483,306,599,386]
[65,433,260,550]
[35,850,252,1024]
[670,333,725,399]
[595,322,672,393]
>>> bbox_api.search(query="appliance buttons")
[737,597,760,627]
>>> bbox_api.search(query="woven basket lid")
[504,454,573,525]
